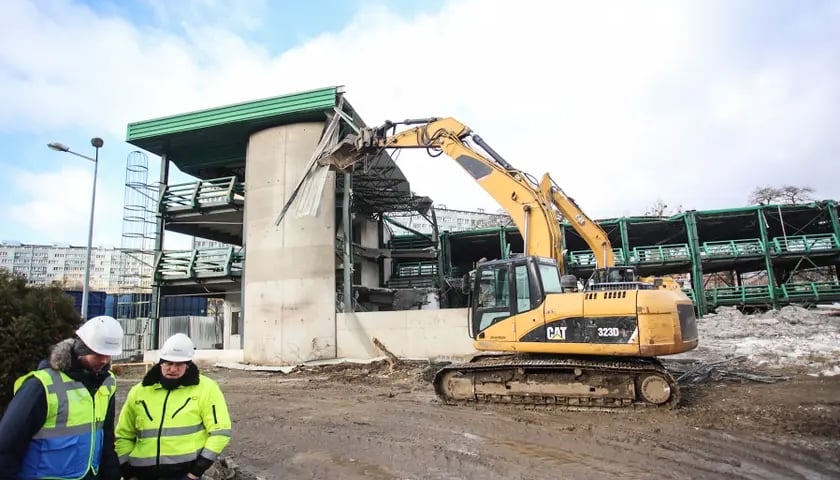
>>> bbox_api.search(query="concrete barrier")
[337,308,478,361]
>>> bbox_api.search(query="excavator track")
[432,354,679,411]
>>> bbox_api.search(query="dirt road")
[130,359,839,480]
[115,306,840,479]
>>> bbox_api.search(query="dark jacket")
[119,362,216,480]
[0,339,121,480]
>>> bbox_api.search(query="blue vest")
[14,368,116,480]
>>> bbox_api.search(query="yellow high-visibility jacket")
[115,365,231,478]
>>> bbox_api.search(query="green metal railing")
[155,247,244,282]
[567,244,692,266]
[771,234,839,254]
[631,244,691,264]
[159,176,244,212]
[705,285,773,306]
[682,288,695,302]
[567,248,625,267]
[394,261,438,277]
[701,239,765,257]
[780,281,840,302]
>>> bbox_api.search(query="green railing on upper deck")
[631,244,691,265]
[155,247,244,282]
[159,176,245,213]
[567,248,625,267]
[770,234,839,254]
[779,281,840,302]
[705,285,773,306]
[701,239,765,258]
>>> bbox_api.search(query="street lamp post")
[48,138,104,320]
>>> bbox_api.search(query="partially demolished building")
[124,86,840,364]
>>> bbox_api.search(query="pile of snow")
[673,305,840,374]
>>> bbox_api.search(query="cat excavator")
[323,117,698,409]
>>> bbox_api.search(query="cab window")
[514,264,531,313]
[538,263,563,293]
[476,265,511,331]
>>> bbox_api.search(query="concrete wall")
[337,308,477,361]
[243,122,337,364]
[144,348,244,365]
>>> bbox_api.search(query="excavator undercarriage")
[433,354,680,411]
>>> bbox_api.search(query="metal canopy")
[127,86,340,180]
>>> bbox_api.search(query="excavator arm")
[336,117,565,270]
[538,174,616,269]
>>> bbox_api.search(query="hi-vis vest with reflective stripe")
[115,374,231,469]
[13,368,116,480]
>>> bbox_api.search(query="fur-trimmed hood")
[41,337,111,391]
[48,338,78,371]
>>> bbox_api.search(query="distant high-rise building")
[388,206,512,236]
[192,237,231,250]
[0,241,150,293]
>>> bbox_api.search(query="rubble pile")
[674,305,840,375]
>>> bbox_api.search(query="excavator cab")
[469,256,564,338]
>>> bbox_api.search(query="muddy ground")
[117,357,840,480]
[115,306,840,479]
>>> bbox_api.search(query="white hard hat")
[160,333,195,362]
[76,316,123,356]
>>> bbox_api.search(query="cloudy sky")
[1,0,838,249]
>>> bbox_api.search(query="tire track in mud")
[389,394,835,480]
[273,390,638,479]
[588,420,840,480]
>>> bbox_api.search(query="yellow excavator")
[324,117,698,409]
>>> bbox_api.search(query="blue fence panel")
[101,294,209,318]
[162,296,208,317]
[64,290,107,319]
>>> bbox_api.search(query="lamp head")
[91,137,104,148]
[47,142,70,152]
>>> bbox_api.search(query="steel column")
[151,154,169,348]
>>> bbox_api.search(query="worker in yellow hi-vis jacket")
[116,333,231,480]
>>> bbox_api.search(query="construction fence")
[114,315,222,362]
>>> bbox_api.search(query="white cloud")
[7,166,123,245]
[1,0,838,245]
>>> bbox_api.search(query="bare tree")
[748,186,781,205]
[778,185,814,205]
[749,185,814,205]
[644,198,683,217]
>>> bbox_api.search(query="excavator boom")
[539,174,616,269]
[350,117,565,269]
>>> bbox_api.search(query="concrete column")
[243,122,336,364]
[359,218,380,287]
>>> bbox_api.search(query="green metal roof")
[125,86,340,178]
